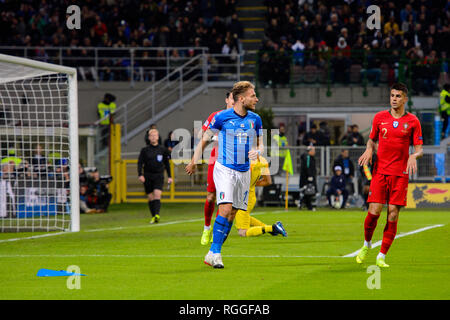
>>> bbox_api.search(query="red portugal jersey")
[202,109,225,165]
[369,110,423,177]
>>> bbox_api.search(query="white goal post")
[0,54,79,232]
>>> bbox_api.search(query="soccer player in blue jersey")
[185,81,264,269]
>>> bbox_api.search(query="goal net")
[0,54,79,232]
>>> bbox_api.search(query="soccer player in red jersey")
[357,83,423,267]
[200,91,234,245]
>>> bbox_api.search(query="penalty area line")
[343,224,445,258]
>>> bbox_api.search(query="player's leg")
[376,204,400,267]
[376,175,407,267]
[151,189,162,222]
[237,191,266,237]
[205,162,234,268]
[201,192,216,245]
[202,164,217,245]
[356,173,386,263]
[145,178,157,223]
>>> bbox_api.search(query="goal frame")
[0,54,80,232]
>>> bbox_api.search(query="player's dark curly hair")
[390,83,408,95]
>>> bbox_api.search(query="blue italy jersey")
[209,108,263,172]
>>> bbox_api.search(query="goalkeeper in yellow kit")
[235,156,287,237]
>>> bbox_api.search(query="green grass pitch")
[0,203,449,300]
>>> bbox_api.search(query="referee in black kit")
[138,128,173,224]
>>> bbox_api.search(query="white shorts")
[213,161,250,211]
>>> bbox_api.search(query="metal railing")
[0,46,213,86]
[256,48,450,104]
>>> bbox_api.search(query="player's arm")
[249,117,265,160]
[185,129,214,175]
[406,118,424,175]
[138,149,145,183]
[358,138,376,166]
[406,144,423,175]
[256,173,272,187]
[359,114,379,166]
[249,135,265,160]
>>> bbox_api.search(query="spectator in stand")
[331,50,350,84]
[334,37,351,58]
[326,165,349,209]
[333,149,355,195]
[349,124,365,146]
[302,124,320,146]
[384,16,402,38]
[340,125,353,145]
[419,50,441,96]
[318,121,331,146]
[360,42,382,86]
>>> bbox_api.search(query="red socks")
[204,200,215,227]
[380,220,398,255]
[364,212,380,242]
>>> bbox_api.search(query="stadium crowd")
[259,0,449,94]
[0,0,241,81]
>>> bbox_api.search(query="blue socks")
[210,215,233,254]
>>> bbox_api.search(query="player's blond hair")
[231,81,255,100]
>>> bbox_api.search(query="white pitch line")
[0,254,342,259]
[343,224,445,258]
[0,232,66,244]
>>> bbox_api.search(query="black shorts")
[143,173,164,194]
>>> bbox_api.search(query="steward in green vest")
[439,84,450,137]
[272,124,288,158]
[1,149,22,166]
[97,93,117,125]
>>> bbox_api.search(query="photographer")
[87,168,112,213]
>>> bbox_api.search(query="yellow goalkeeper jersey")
[250,156,270,191]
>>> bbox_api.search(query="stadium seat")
[303,65,319,84]
[350,64,362,83]
[318,68,328,84]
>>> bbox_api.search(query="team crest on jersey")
[240,123,245,128]
[402,122,409,133]
[393,121,399,128]
[219,192,225,200]
[157,154,163,162]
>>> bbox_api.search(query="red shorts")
[367,172,409,206]
[206,163,216,193]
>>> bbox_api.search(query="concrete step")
[236,6,266,18]
[241,38,263,51]
[237,0,266,6]
[239,19,266,29]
